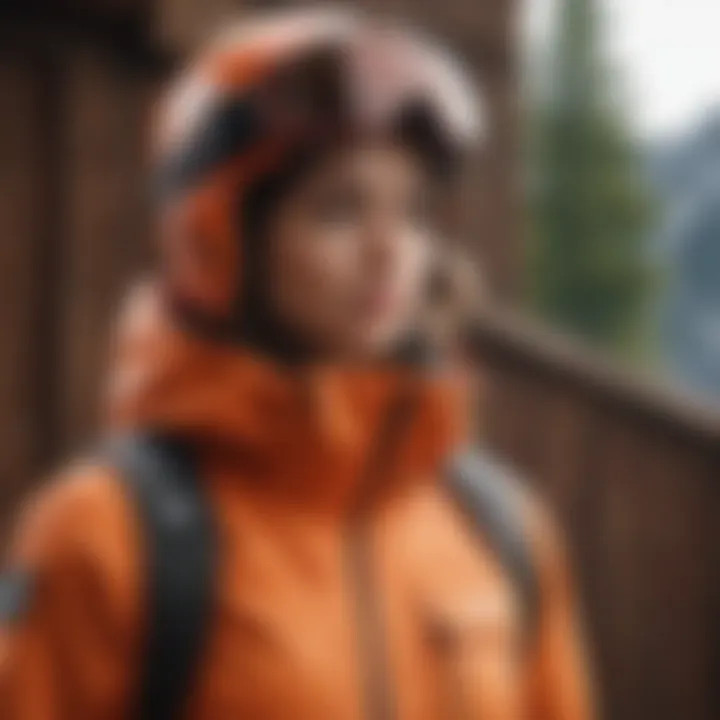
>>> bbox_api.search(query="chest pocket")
[426,595,525,720]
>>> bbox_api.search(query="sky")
[523,0,720,140]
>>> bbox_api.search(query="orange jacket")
[0,287,594,719]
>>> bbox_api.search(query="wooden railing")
[473,308,720,720]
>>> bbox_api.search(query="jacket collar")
[106,284,470,510]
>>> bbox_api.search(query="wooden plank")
[0,54,45,521]
[624,436,717,720]
[480,362,528,464]
[58,48,155,455]
[557,414,718,720]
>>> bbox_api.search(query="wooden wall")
[1,3,718,720]
[0,24,155,510]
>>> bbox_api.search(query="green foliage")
[527,0,656,353]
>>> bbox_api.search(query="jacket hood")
[104,283,472,508]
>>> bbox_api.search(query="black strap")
[107,434,216,720]
[445,449,539,638]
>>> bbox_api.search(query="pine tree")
[528,0,654,352]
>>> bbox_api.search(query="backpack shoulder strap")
[444,449,539,637]
[107,433,216,720]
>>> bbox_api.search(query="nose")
[364,217,404,282]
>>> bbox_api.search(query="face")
[266,142,437,360]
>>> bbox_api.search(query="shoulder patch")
[0,569,34,623]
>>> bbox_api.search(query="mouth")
[356,286,402,322]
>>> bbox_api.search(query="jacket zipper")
[345,389,417,720]
[448,641,472,720]
[346,521,395,720]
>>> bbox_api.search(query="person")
[0,9,594,719]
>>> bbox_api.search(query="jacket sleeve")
[525,502,597,720]
[0,464,141,720]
